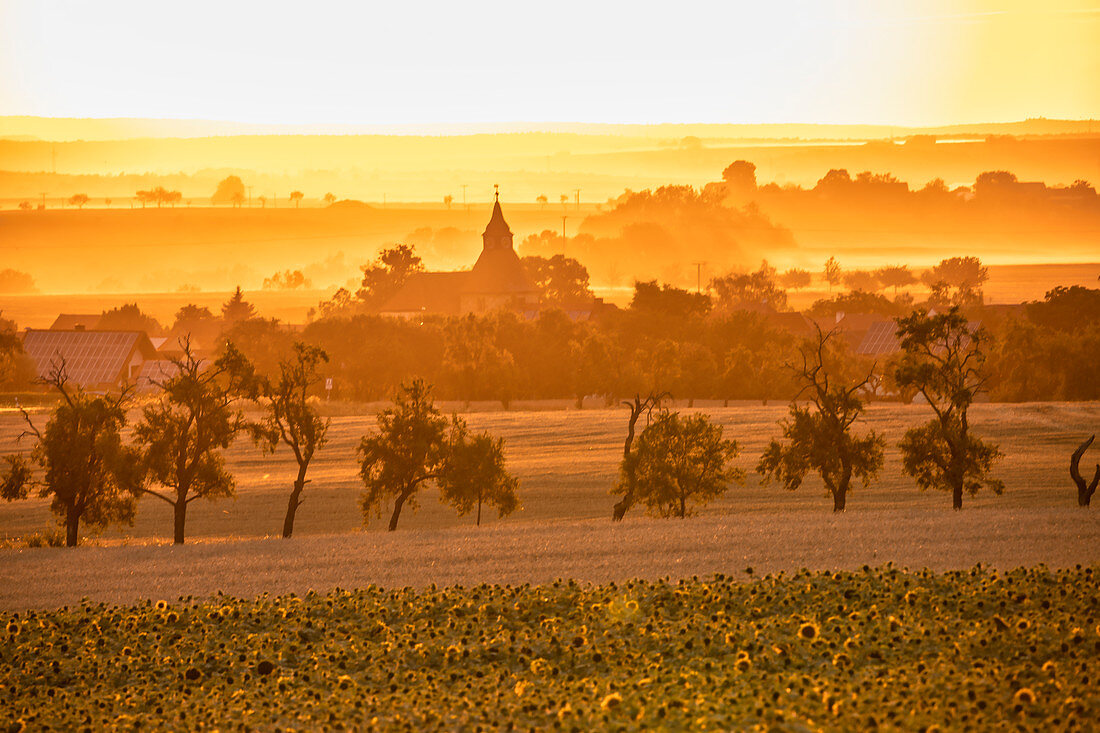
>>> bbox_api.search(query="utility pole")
[461,184,468,213]
[573,189,581,210]
[692,261,707,293]
[561,216,567,257]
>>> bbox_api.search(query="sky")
[1,0,1098,126]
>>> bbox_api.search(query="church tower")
[461,187,539,314]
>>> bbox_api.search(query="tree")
[823,257,842,294]
[711,260,788,311]
[243,343,331,537]
[357,244,424,308]
[98,302,164,334]
[221,286,257,325]
[135,190,154,208]
[756,327,885,511]
[258,195,267,209]
[171,304,221,349]
[68,193,89,209]
[1070,435,1099,507]
[894,307,1003,509]
[437,416,518,526]
[356,379,447,531]
[536,194,548,209]
[521,254,593,306]
[721,160,757,200]
[875,265,917,297]
[1,363,143,546]
[323,192,336,206]
[612,392,667,521]
[618,410,743,518]
[289,190,304,208]
[18,201,32,211]
[921,256,988,309]
[560,194,569,208]
[133,342,249,544]
[443,195,453,209]
[843,270,882,293]
[779,268,812,291]
[212,175,246,206]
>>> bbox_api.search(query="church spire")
[482,186,513,251]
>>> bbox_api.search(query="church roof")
[465,247,538,295]
[379,272,468,315]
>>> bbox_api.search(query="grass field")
[1,402,1098,609]
[3,567,1098,730]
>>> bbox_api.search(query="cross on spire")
[494,184,499,202]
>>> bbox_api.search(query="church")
[379,193,541,318]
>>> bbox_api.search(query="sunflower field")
[3,565,1098,730]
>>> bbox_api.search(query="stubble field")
[1,402,1098,610]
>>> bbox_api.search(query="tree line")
[4,306,1068,549]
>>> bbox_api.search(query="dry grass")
[1,402,1099,609]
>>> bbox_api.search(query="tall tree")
[894,307,1003,509]
[436,416,518,526]
[618,410,743,519]
[357,244,424,308]
[757,327,885,511]
[1,363,143,546]
[212,175,246,206]
[823,257,842,294]
[133,342,249,544]
[289,190,304,208]
[243,343,331,537]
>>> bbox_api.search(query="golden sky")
[1,0,1097,126]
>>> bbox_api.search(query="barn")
[21,329,159,390]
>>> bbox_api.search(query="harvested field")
[1,402,1099,610]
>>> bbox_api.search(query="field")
[3,567,1098,730]
[1,402,1099,610]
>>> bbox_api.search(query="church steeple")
[482,185,513,251]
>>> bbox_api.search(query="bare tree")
[1071,435,1099,507]
[612,391,668,521]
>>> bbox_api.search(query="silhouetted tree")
[98,303,164,335]
[522,254,593,306]
[823,257,842,294]
[171,304,221,349]
[221,286,257,325]
[875,265,917,297]
[437,416,518,526]
[323,192,336,206]
[289,190,304,208]
[443,195,453,209]
[1,363,143,546]
[212,175,246,206]
[357,244,424,308]
[721,160,757,197]
[711,260,788,311]
[619,410,743,518]
[757,327,884,511]
[133,342,249,544]
[536,194,548,209]
[242,343,331,537]
[779,268,812,291]
[1070,435,1099,507]
[894,307,1003,509]
[68,193,89,209]
[922,256,988,309]
[843,270,882,293]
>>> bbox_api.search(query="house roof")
[380,272,469,315]
[50,313,101,331]
[22,329,158,387]
[856,320,899,355]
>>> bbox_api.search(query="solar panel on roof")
[22,330,142,387]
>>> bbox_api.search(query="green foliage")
[1,372,142,546]
[133,343,249,543]
[757,329,884,511]
[243,342,331,537]
[4,567,1095,729]
[358,379,448,531]
[620,411,743,518]
[894,307,1002,508]
[437,417,519,526]
[358,380,518,530]
[899,421,1004,499]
